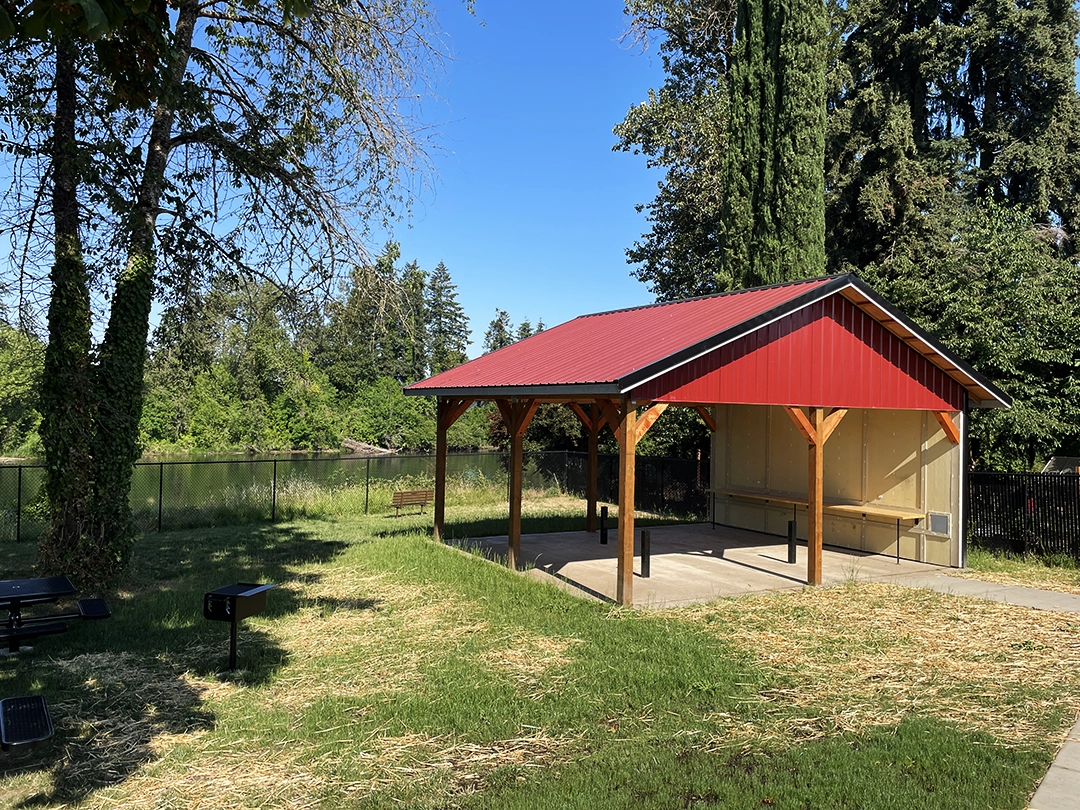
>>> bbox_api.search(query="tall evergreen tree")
[722,0,827,286]
[482,309,514,354]
[425,261,470,375]
[826,0,1080,269]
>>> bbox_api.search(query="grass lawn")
[950,546,1080,595]
[0,498,1077,808]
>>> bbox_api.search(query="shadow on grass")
[0,521,360,807]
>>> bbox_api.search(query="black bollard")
[787,520,797,564]
[641,529,651,578]
[600,506,608,544]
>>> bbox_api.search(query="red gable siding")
[632,295,965,410]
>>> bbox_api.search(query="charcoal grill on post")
[203,583,275,672]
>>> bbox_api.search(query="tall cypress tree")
[721,0,826,287]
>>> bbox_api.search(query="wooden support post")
[434,398,472,544]
[569,402,603,533]
[497,398,539,570]
[508,428,524,569]
[807,407,824,587]
[435,399,449,543]
[783,405,846,587]
[616,400,636,606]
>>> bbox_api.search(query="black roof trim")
[617,274,854,392]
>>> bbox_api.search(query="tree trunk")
[36,36,96,583]
[88,0,201,582]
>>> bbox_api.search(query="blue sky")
[381,2,666,355]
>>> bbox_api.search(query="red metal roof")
[405,274,1010,409]
[408,276,833,391]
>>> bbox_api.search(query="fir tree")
[482,309,514,354]
[425,261,470,374]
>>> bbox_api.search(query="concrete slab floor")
[466,522,945,607]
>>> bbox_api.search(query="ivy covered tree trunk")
[722,0,826,287]
[37,36,96,582]
[87,0,199,581]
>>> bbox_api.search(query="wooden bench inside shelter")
[391,489,435,516]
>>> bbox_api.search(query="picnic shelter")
[404,274,1011,605]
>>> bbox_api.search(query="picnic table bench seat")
[391,489,435,516]
[0,695,53,750]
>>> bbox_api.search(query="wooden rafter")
[934,411,961,445]
[634,402,669,444]
[820,408,849,445]
[597,399,623,442]
[783,406,816,444]
[694,405,717,432]
[438,398,473,432]
[783,405,848,446]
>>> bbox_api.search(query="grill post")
[787,520,797,564]
[641,529,651,578]
[271,459,278,522]
[600,506,608,544]
[365,456,371,514]
[15,467,22,544]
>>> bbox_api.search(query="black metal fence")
[0,450,709,542]
[968,472,1080,558]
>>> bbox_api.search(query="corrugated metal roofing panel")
[406,276,835,391]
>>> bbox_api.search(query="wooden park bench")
[391,489,434,516]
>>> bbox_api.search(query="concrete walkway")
[468,523,1080,809]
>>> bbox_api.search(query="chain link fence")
[0,450,710,541]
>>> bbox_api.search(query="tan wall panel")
[864,522,897,556]
[766,504,799,536]
[729,502,767,533]
[824,516,863,552]
[713,404,728,490]
[925,535,951,566]
[866,410,921,508]
[768,407,807,495]
[729,405,769,489]
[824,409,865,502]
[923,425,957,517]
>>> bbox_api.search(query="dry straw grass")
[947,566,1080,596]
[73,564,580,809]
[672,582,1080,749]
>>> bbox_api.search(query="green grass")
[957,546,1080,594]
[0,502,1071,808]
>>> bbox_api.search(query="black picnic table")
[0,575,77,655]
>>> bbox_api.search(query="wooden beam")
[438,398,473,432]
[597,398,623,443]
[634,403,669,444]
[819,408,848,445]
[934,411,961,445]
[434,398,458,543]
[616,400,636,606]
[783,406,816,444]
[568,402,592,430]
[499,399,539,570]
[694,405,717,432]
[807,407,824,586]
